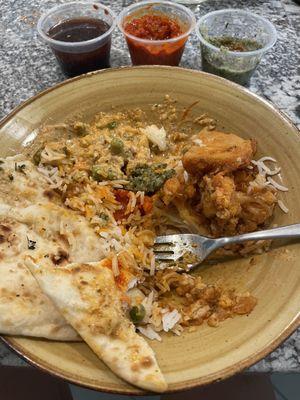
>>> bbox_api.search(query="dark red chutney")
[124,14,187,66]
[48,17,111,77]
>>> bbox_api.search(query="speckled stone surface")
[0,0,299,373]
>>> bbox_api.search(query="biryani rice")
[25,96,288,339]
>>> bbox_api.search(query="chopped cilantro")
[127,163,175,194]
[99,212,109,226]
[15,163,26,174]
[27,237,36,250]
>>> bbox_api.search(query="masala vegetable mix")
[0,96,288,391]
[25,95,285,334]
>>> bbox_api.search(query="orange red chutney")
[123,14,187,66]
[124,14,182,40]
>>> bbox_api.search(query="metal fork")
[154,224,300,272]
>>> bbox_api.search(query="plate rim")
[0,66,299,395]
[1,65,299,135]
[2,314,300,395]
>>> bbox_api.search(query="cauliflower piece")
[141,125,167,151]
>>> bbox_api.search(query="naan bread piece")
[0,196,110,339]
[0,261,79,340]
[0,215,80,340]
[27,261,167,393]
[1,202,107,263]
[0,195,109,340]
[0,152,108,340]
[0,155,52,207]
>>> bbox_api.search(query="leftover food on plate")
[0,96,288,391]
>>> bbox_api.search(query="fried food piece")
[200,173,241,220]
[182,129,256,175]
[161,175,196,205]
[199,171,277,236]
[237,186,277,233]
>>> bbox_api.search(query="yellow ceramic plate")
[1,67,299,394]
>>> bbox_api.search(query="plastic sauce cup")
[196,9,277,86]
[118,1,196,66]
[37,2,116,77]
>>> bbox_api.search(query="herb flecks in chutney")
[201,36,263,86]
[208,36,262,52]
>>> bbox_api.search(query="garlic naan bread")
[0,155,167,391]
[0,156,106,340]
[0,155,51,207]
[27,261,167,392]
[0,260,78,340]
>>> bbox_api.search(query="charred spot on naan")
[131,356,155,372]
[0,224,11,233]
[50,249,69,266]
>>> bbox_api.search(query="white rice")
[99,231,109,239]
[193,138,204,147]
[251,157,289,212]
[130,192,137,212]
[267,177,289,192]
[97,181,110,186]
[136,191,145,205]
[162,309,181,332]
[142,291,154,322]
[265,166,281,176]
[258,156,277,163]
[149,252,156,276]
[37,165,64,189]
[252,157,281,177]
[137,326,162,341]
[127,277,138,290]
[277,200,289,213]
[112,254,119,276]
[183,170,189,183]
[97,179,129,187]
[41,146,66,163]
[112,240,123,252]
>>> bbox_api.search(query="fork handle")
[214,224,300,248]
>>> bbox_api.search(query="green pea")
[91,165,118,182]
[91,165,104,181]
[107,121,117,130]
[110,138,124,155]
[129,304,146,324]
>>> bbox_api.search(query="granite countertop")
[0,0,299,373]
